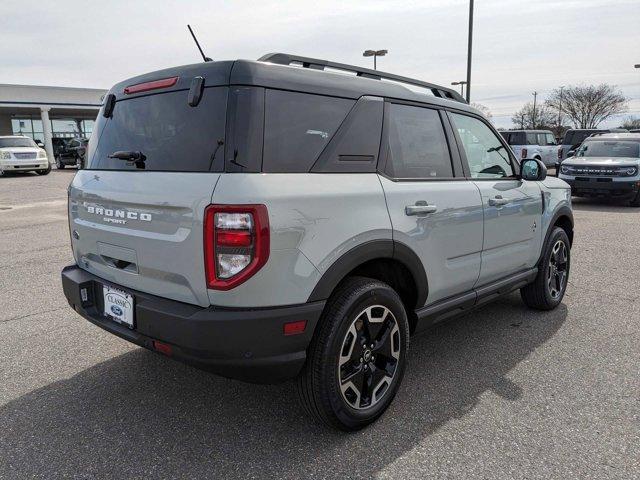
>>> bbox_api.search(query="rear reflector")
[283,320,307,336]
[124,76,179,95]
[153,340,173,356]
[216,230,252,247]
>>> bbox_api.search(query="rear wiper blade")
[108,151,146,161]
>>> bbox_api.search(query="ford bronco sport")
[61,54,574,430]
[559,133,640,206]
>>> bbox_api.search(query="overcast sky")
[1,0,638,128]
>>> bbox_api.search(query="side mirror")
[566,150,575,158]
[521,158,547,181]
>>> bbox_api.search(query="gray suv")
[61,54,574,430]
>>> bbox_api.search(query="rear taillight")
[204,205,270,290]
[521,148,528,159]
[558,147,563,160]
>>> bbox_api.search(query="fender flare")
[307,239,428,307]
[537,205,574,265]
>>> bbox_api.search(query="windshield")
[0,137,37,148]
[576,141,640,158]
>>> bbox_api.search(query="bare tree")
[545,84,627,129]
[471,103,492,120]
[619,116,640,130]
[511,102,556,129]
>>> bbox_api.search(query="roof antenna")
[187,24,212,62]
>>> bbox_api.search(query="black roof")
[108,54,479,115]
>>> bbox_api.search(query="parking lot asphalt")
[0,169,638,479]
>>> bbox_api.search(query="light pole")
[532,91,538,128]
[557,85,564,128]
[451,81,467,97]
[363,49,388,70]
[465,0,474,103]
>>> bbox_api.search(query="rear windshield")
[0,137,37,148]
[562,130,601,147]
[88,87,227,172]
[577,141,640,158]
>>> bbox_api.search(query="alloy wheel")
[547,240,568,299]
[338,305,401,410]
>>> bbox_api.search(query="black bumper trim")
[565,178,639,198]
[61,264,325,383]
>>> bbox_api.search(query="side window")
[385,104,453,179]
[263,90,354,173]
[526,133,539,145]
[545,133,556,146]
[450,113,515,179]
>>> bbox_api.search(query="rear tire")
[297,276,410,431]
[521,227,570,310]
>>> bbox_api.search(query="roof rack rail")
[258,53,467,104]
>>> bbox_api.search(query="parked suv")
[558,133,640,206]
[55,137,88,169]
[0,135,51,176]
[557,128,629,162]
[499,130,557,166]
[61,54,574,430]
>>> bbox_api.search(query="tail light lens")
[204,205,269,290]
[521,148,528,159]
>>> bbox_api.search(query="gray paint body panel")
[69,171,220,307]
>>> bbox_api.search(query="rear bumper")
[61,264,324,383]
[562,178,640,199]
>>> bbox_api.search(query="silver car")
[558,133,640,206]
[61,53,574,430]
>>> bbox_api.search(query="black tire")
[297,276,410,431]
[629,191,640,207]
[36,164,51,175]
[55,157,65,169]
[521,227,570,310]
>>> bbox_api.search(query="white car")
[0,136,51,176]
[500,130,558,167]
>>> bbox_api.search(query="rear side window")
[501,132,524,145]
[385,104,453,179]
[262,90,354,173]
[89,87,227,172]
[526,133,539,145]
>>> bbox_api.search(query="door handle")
[488,195,510,207]
[405,203,438,216]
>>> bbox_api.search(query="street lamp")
[363,49,388,70]
[465,0,474,102]
[451,81,467,97]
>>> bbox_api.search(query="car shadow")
[0,293,566,479]
[571,196,638,213]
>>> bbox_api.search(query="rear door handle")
[488,195,510,207]
[405,203,438,216]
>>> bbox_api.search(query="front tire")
[521,227,570,310]
[36,164,51,175]
[297,277,410,431]
[629,191,640,207]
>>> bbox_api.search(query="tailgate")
[69,171,220,306]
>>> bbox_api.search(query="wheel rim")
[338,305,401,410]
[547,240,568,299]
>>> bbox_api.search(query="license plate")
[103,285,135,328]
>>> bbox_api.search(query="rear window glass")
[89,87,227,172]
[0,137,37,148]
[386,104,453,178]
[262,90,354,173]
[563,130,600,147]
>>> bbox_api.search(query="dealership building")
[0,83,107,161]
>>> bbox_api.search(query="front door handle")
[488,195,510,207]
[405,203,438,216]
